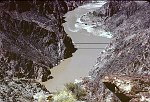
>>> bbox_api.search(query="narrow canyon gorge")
[0,0,149,102]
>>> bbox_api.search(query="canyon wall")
[0,1,85,101]
[0,0,82,82]
[83,1,150,102]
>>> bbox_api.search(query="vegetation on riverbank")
[47,82,87,102]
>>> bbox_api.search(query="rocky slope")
[0,0,85,101]
[102,75,150,102]
[0,0,80,82]
[0,79,50,102]
[81,1,150,102]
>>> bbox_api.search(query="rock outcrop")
[0,0,85,101]
[102,75,150,102]
[81,1,150,102]
[0,0,80,82]
[0,79,50,102]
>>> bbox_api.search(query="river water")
[43,1,111,92]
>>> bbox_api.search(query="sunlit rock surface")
[0,79,50,102]
[82,1,150,102]
[102,75,150,102]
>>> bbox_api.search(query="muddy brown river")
[42,1,111,92]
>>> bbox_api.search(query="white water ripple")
[74,18,112,38]
[68,1,112,38]
[79,1,106,9]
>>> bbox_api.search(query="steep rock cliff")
[0,1,85,101]
[0,0,81,82]
[82,1,150,102]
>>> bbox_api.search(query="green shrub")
[65,83,87,101]
[52,89,76,102]
[65,82,76,92]
[49,82,87,102]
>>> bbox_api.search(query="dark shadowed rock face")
[0,0,85,101]
[82,1,150,102]
[0,0,81,82]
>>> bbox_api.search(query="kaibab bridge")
[74,43,109,49]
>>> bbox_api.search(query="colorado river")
[43,1,111,92]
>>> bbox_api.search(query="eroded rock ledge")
[102,75,150,102]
